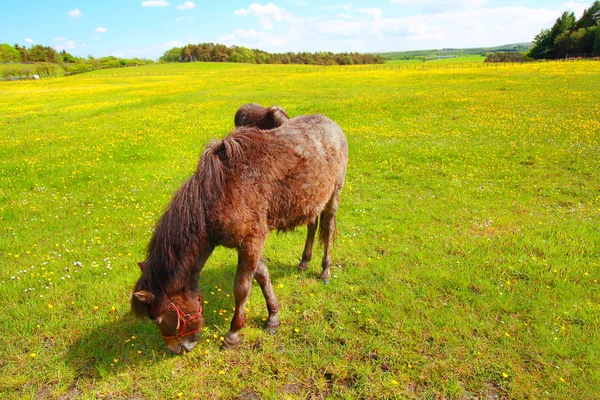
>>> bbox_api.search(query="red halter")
[161,295,203,340]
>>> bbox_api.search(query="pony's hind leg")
[298,216,318,271]
[319,194,340,283]
[255,258,280,334]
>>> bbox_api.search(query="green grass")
[1,61,599,399]
[386,55,486,64]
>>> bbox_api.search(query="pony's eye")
[154,317,163,325]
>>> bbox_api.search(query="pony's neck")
[145,173,208,294]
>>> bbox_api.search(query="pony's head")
[131,262,204,354]
[234,103,289,130]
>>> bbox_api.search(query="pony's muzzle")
[164,337,198,354]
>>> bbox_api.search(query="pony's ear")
[137,262,146,272]
[133,290,155,304]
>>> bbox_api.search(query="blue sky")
[0,1,592,59]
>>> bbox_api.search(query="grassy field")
[1,61,599,399]
[385,55,486,64]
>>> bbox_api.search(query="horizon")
[0,1,592,60]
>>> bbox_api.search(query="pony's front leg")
[189,241,214,291]
[255,258,280,334]
[223,242,263,348]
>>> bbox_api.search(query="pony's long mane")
[132,130,259,316]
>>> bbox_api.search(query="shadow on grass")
[66,258,308,379]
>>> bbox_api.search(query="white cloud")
[562,1,588,18]
[219,4,570,53]
[82,43,88,48]
[338,13,360,20]
[95,27,108,33]
[234,3,293,29]
[68,8,82,19]
[357,8,382,20]
[53,38,76,50]
[389,0,489,8]
[142,0,169,7]
[220,28,287,48]
[311,6,560,51]
[176,16,185,21]
[56,42,76,51]
[177,1,195,10]
[161,41,185,49]
[25,38,34,44]
[318,4,352,11]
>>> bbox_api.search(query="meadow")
[0,61,599,399]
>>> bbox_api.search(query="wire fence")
[0,63,149,81]
[2,58,599,81]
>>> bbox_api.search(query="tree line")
[0,43,153,78]
[160,43,385,65]
[529,1,600,59]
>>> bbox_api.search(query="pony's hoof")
[297,261,309,271]
[320,278,331,285]
[222,333,240,349]
[266,322,280,335]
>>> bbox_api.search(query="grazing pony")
[132,114,348,353]
[234,103,289,130]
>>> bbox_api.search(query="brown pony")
[132,114,348,354]
[234,103,289,130]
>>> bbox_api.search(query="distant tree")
[181,45,194,62]
[594,26,600,55]
[575,1,600,29]
[160,47,182,62]
[14,44,29,61]
[529,11,576,59]
[61,50,77,63]
[0,43,20,62]
[27,45,60,63]
[197,43,212,61]
[35,63,57,76]
[210,44,230,62]
[159,42,386,66]
[99,56,121,67]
